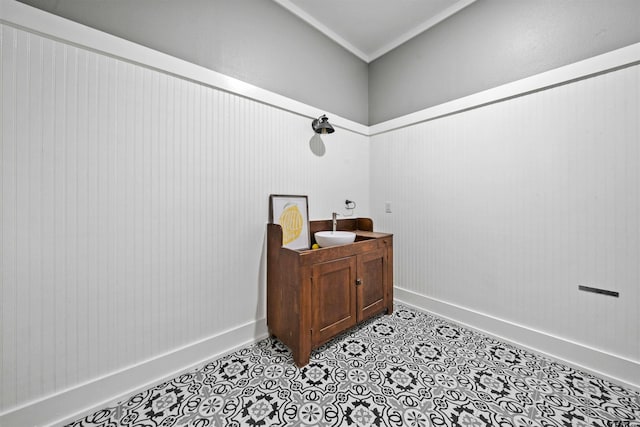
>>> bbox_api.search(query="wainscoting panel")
[2,4,639,423]
[370,63,640,386]
[0,23,370,418]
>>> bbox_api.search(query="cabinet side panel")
[277,250,301,351]
[266,224,282,335]
[386,238,394,314]
[267,224,300,352]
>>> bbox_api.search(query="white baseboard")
[0,318,268,427]
[2,293,637,426]
[394,287,639,392]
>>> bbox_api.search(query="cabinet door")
[356,247,387,322]
[311,256,357,346]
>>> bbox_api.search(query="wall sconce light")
[312,114,335,134]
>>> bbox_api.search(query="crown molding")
[368,0,476,61]
[273,0,476,63]
[272,0,370,62]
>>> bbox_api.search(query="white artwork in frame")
[269,194,310,250]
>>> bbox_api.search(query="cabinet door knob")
[356,278,362,286]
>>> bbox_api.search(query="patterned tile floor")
[67,305,639,427]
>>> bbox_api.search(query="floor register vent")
[578,285,619,298]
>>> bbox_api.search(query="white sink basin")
[314,231,356,247]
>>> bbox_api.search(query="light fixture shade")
[312,115,335,134]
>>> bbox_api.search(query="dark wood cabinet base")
[267,218,393,367]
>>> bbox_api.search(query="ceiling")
[273,0,476,63]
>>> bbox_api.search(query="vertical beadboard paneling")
[27,31,43,402]
[371,64,640,365]
[14,28,30,405]
[75,47,89,384]
[0,23,370,414]
[1,25,18,409]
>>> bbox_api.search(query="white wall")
[17,0,370,124]
[371,63,640,387]
[2,1,639,424]
[368,0,640,124]
[0,21,369,424]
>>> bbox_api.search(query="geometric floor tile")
[65,304,640,427]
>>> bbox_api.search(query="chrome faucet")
[332,212,338,232]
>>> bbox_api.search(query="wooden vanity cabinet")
[267,218,393,367]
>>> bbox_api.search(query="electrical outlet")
[385,202,392,213]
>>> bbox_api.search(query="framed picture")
[269,194,310,250]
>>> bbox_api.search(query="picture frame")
[269,194,310,250]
